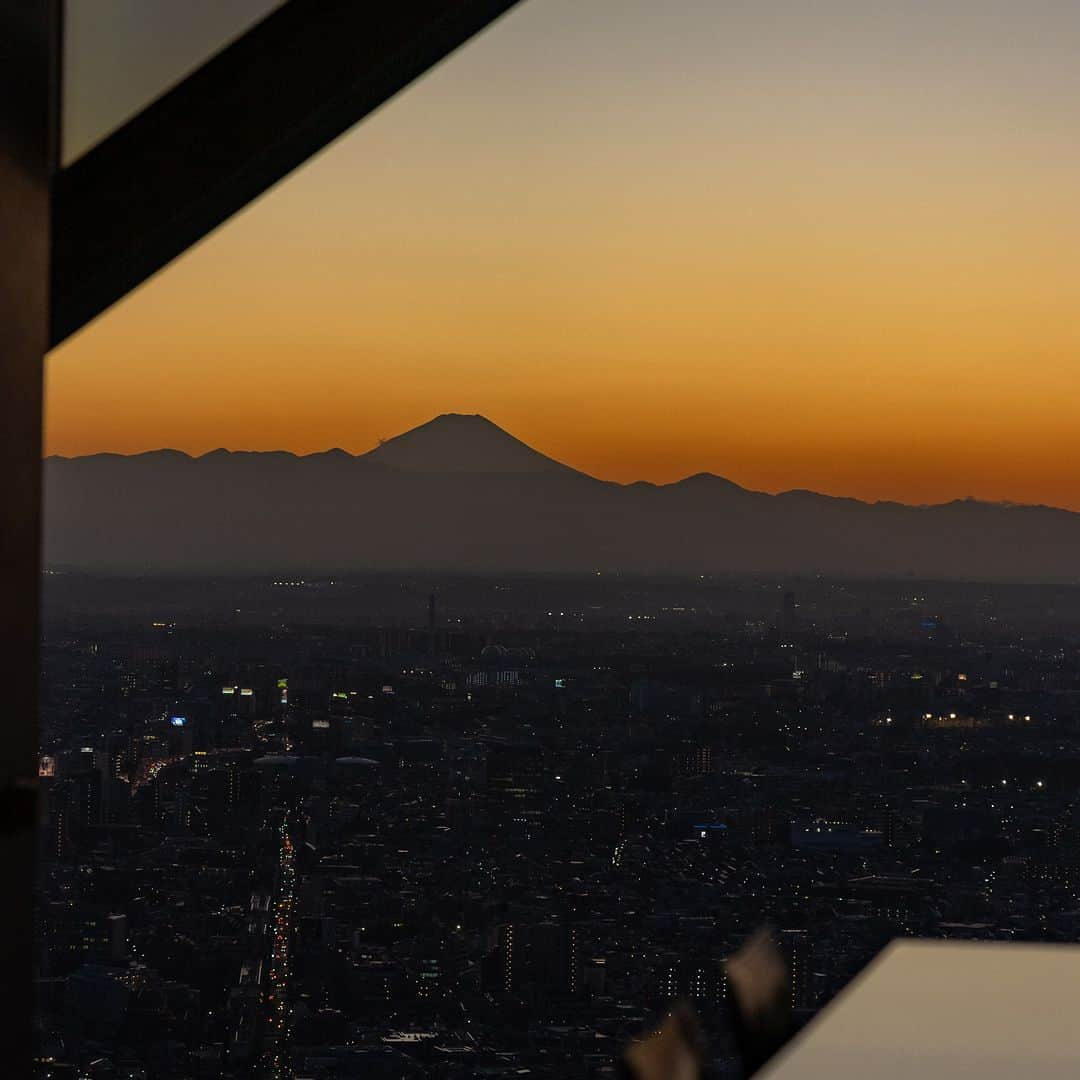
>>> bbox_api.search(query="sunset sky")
[47,0,1080,508]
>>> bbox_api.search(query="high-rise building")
[780,929,811,1011]
[657,954,728,1008]
[106,914,127,962]
[883,803,898,849]
[497,921,580,998]
[486,744,545,825]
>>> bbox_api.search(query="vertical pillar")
[0,1,58,1070]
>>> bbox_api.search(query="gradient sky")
[62,0,287,162]
[47,0,1080,508]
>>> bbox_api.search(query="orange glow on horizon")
[44,0,1080,512]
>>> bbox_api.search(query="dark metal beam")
[0,0,59,1071]
[51,0,521,346]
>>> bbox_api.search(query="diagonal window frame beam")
[51,0,522,347]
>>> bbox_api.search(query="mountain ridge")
[42,414,1080,581]
[43,413,1067,511]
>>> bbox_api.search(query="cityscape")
[35,571,1080,1076]
[35,5,1080,1076]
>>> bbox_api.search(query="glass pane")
[63,0,288,163]
[41,0,1080,1077]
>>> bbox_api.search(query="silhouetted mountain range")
[43,413,1080,580]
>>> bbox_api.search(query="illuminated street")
[261,817,297,1079]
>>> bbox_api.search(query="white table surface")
[759,939,1080,1079]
